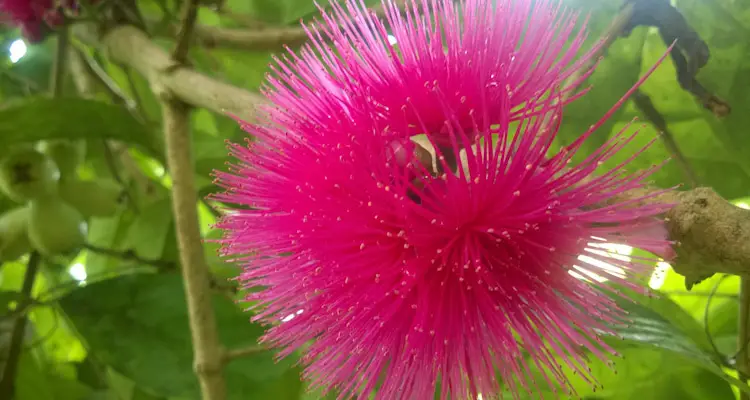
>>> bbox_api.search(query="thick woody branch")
[75,24,263,121]
[162,1,227,397]
[156,23,316,51]
[622,187,750,288]
[162,98,227,400]
[151,0,409,51]
[68,46,157,202]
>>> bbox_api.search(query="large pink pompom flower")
[213,0,674,398]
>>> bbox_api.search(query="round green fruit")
[0,207,32,262]
[38,140,85,180]
[28,195,87,256]
[0,148,60,202]
[59,179,124,218]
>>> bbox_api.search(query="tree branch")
[74,24,264,121]
[52,25,71,97]
[223,345,264,363]
[173,0,200,63]
[160,7,227,397]
[618,187,750,288]
[0,252,41,397]
[162,96,227,400]
[83,243,176,270]
[623,0,730,117]
[631,89,699,188]
[71,45,139,114]
[68,45,157,204]
[150,0,410,52]
[562,2,636,96]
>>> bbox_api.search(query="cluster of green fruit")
[0,141,125,262]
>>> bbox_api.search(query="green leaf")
[124,198,173,261]
[85,212,137,276]
[59,273,302,400]
[15,352,93,400]
[631,4,750,196]
[0,98,162,156]
[605,289,749,394]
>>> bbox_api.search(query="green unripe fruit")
[28,195,87,256]
[59,179,124,218]
[37,140,85,180]
[0,148,60,202]
[0,207,32,262]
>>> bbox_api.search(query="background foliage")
[1,0,750,399]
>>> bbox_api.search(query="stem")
[173,0,200,63]
[563,2,635,98]
[150,0,410,52]
[162,98,226,399]
[0,252,42,397]
[51,25,70,97]
[631,90,698,187]
[223,345,264,363]
[739,277,750,400]
[83,243,175,270]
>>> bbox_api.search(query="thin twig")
[173,0,201,63]
[83,243,175,270]
[563,2,636,98]
[703,275,730,367]
[631,89,699,187]
[124,67,146,116]
[0,252,41,398]
[101,140,138,210]
[51,25,71,97]
[223,345,265,363]
[74,46,141,116]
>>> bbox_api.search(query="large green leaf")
[15,352,92,400]
[513,289,739,399]
[0,98,162,156]
[603,290,748,395]
[58,273,302,400]
[123,197,174,261]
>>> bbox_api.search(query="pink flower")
[213,0,674,398]
[0,0,52,42]
[0,0,80,42]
